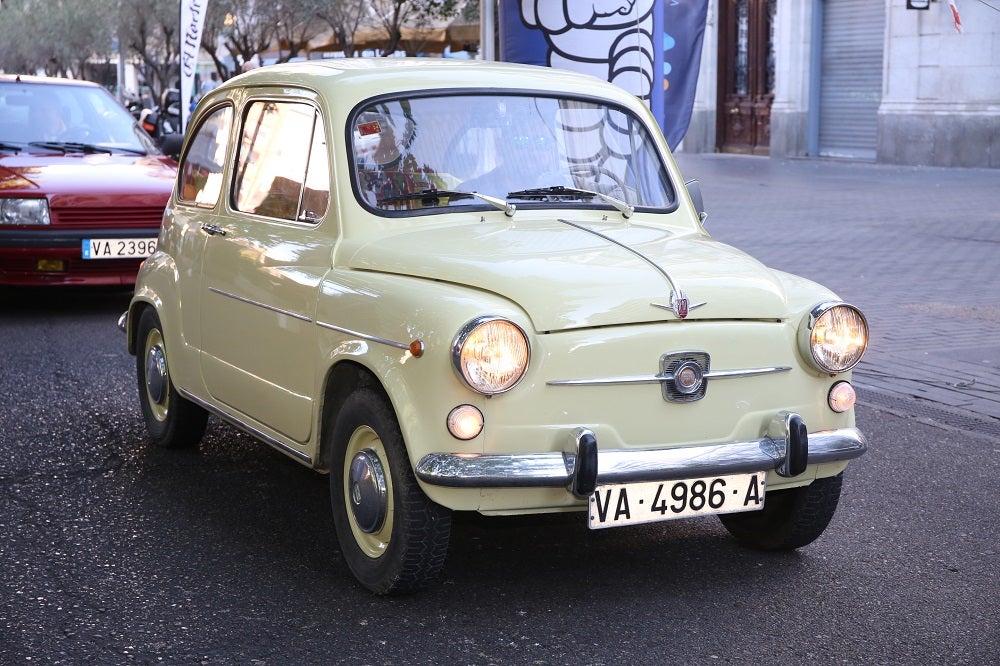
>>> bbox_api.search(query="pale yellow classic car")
[121,59,868,595]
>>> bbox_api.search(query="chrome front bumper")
[415,414,867,498]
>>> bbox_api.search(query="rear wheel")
[329,388,451,595]
[719,473,843,550]
[135,307,208,449]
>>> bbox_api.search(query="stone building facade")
[680,0,999,168]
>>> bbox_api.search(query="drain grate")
[859,387,1000,440]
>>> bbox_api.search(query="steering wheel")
[59,125,93,142]
[569,164,627,198]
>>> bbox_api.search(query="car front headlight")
[0,198,51,225]
[452,316,530,395]
[800,302,869,373]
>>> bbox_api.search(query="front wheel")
[135,307,208,449]
[329,388,451,595]
[719,473,843,551]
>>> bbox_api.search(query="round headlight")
[801,303,869,373]
[452,316,529,395]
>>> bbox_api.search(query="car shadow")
[0,285,133,317]
[124,421,808,603]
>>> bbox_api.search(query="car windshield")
[351,93,673,214]
[0,80,157,155]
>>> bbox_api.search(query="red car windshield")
[0,80,157,155]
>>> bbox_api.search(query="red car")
[0,75,175,286]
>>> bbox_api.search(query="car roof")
[0,74,103,89]
[221,58,641,109]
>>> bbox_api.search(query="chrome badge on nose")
[660,351,710,402]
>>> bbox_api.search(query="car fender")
[312,268,529,471]
[126,250,205,398]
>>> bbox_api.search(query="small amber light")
[447,404,484,440]
[828,381,857,413]
[36,259,66,272]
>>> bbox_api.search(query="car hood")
[344,219,791,331]
[0,153,175,207]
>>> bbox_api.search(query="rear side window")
[233,101,330,223]
[178,105,233,207]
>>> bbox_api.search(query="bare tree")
[364,0,461,56]
[199,0,275,79]
[0,0,479,99]
[199,0,331,79]
[271,0,330,61]
[315,0,369,58]
[117,0,181,102]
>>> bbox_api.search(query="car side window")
[178,105,233,207]
[233,100,330,223]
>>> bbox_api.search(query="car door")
[173,103,234,353]
[198,95,333,444]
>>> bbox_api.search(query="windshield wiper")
[28,141,113,155]
[507,185,634,219]
[377,188,516,216]
[0,142,22,153]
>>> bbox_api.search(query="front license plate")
[588,471,766,530]
[82,237,157,259]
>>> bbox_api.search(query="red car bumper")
[0,228,156,286]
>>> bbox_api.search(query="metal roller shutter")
[818,0,886,159]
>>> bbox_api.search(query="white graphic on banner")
[519,0,656,103]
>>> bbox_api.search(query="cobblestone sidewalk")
[673,153,1000,432]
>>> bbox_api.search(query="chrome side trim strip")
[415,427,867,488]
[314,321,411,352]
[209,286,416,353]
[208,287,312,322]
[176,387,313,465]
[706,366,793,379]
[546,366,791,386]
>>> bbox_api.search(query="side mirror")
[160,133,184,161]
[685,179,708,225]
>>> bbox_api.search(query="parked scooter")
[137,88,183,159]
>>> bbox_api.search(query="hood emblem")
[674,292,690,319]
[652,290,706,319]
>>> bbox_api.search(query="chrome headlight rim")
[799,301,869,374]
[451,315,530,396]
[0,197,51,225]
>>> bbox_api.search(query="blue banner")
[499,1,708,150]
[662,0,709,148]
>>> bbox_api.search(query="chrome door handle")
[201,223,227,236]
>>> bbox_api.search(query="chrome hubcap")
[145,345,168,405]
[348,449,387,534]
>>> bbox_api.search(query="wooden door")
[717,0,775,154]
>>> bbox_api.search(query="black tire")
[719,473,843,551]
[135,307,208,449]
[329,388,451,595]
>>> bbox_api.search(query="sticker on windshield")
[357,121,382,136]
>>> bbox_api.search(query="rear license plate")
[588,471,766,529]
[82,237,157,259]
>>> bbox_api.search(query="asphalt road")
[1,286,996,665]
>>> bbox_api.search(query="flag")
[180,0,209,132]
[948,0,963,34]
[661,0,710,149]
[499,1,709,149]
